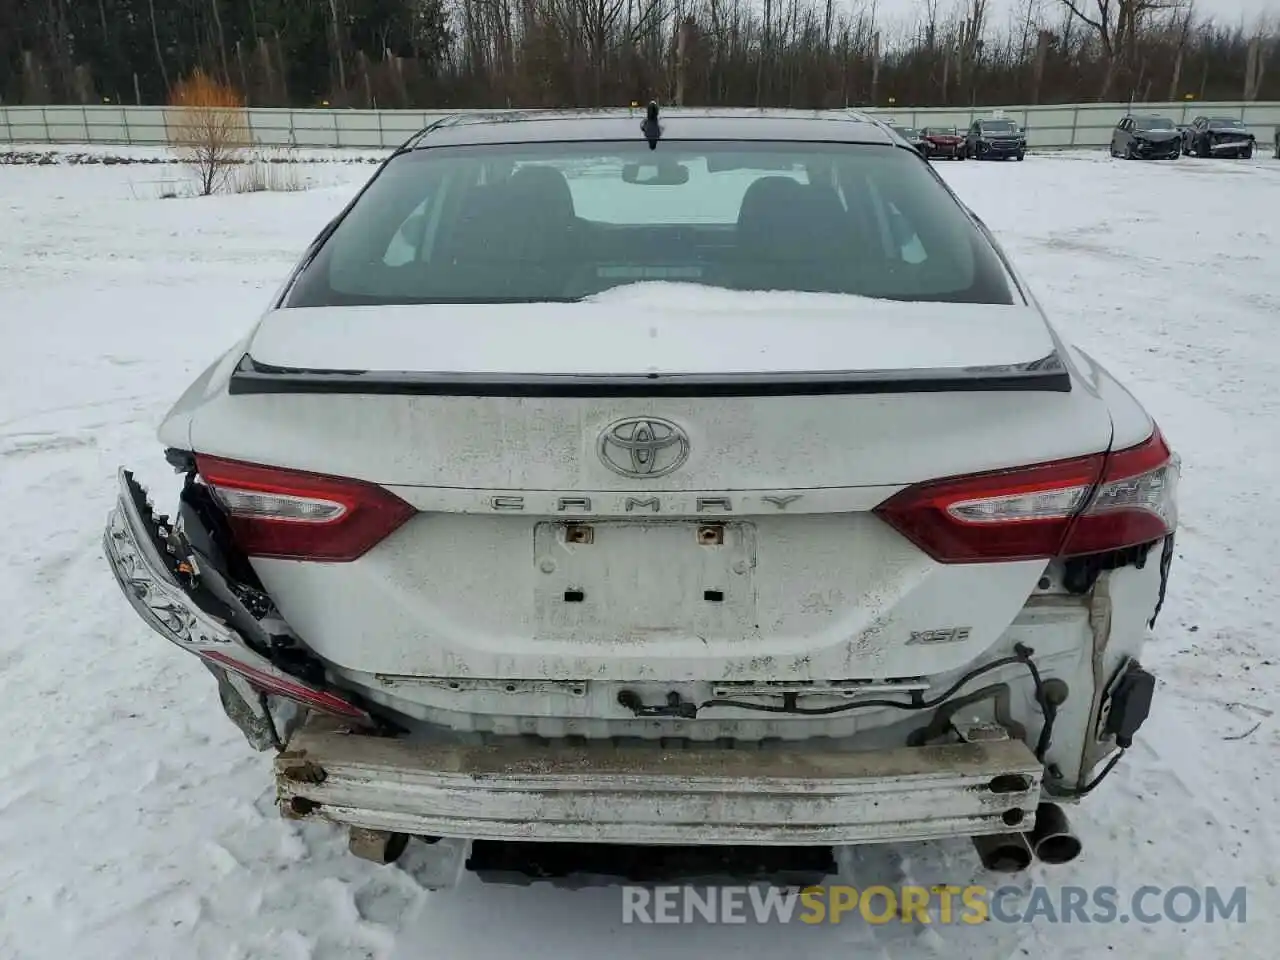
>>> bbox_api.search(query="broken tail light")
[201,649,370,720]
[874,427,1177,563]
[1059,428,1177,556]
[194,455,415,562]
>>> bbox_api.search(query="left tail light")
[201,650,370,720]
[194,455,415,561]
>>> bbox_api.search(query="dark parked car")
[919,126,965,160]
[1272,127,1279,159]
[1110,115,1180,160]
[964,118,1026,160]
[1181,117,1256,158]
[890,125,928,156]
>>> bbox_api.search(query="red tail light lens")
[874,428,1176,563]
[201,650,370,720]
[194,455,415,561]
[1059,428,1178,556]
[874,453,1106,562]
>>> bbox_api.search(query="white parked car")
[105,105,1177,884]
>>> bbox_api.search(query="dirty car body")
[105,107,1175,882]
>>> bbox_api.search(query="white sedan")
[104,105,1178,884]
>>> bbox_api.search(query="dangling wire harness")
[617,642,1059,762]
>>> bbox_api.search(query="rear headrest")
[505,164,576,223]
[736,176,846,258]
[737,176,808,230]
[437,184,510,262]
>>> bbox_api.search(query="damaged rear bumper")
[102,467,372,737]
[108,466,1052,847]
[277,713,1045,845]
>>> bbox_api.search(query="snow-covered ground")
[1,148,1277,960]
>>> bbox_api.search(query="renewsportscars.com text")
[621,884,1248,925]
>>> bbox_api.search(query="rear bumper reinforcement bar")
[277,714,1044,845]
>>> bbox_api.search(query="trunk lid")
[199,286,1088,491]
[182,287,1116,683]
[246,286,1056,381]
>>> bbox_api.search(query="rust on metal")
[280,760,327,784]
[564,523,594,545]
[697,524,725,545]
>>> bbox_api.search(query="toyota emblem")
[597,417,690,479]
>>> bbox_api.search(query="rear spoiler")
[227,351,1071,398]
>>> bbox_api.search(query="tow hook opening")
[989,773,1033,794]
[285,796,321,817]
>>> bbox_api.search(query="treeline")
[1,0,1275,109]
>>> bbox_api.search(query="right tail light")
[874,427,1178,564]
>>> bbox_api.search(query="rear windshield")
[980,120,1018,133]
[1134,117,1175,131]
[286,141,1015,307]
[1208,118,1245,129]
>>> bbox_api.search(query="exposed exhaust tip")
[1037,833,1083,864]
[971,832,1034,873]
[1028,802,1083,864]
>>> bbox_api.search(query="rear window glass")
[286,140,1015,307]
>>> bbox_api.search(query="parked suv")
[104,106,1174,884]
[965,118,1026,160]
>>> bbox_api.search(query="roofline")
[394,107,896,150]
[401,113,467,150]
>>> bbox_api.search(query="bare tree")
[952,0,988,101]
[1243,27,1272,100]
[4,0,1280,110]
[167,68,250,196]
[1166,2,1193,100]
[328,0,348,93]
[1054,0,1183,99]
